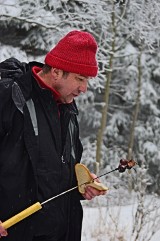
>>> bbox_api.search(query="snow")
[81,194,160,241]
[82,204,134,241]
[0,0,21,16]
[0,44,28,62]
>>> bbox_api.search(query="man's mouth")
[73,94,78,97]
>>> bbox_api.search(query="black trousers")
[32,234,66,241]
[31,208,68,241]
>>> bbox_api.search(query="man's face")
[54,72,90,104]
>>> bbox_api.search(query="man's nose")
[79,82,88,93]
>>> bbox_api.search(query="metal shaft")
[95,168,119,179]
[41,186,78,205]
[41,168,119,206]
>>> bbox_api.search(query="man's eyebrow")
[77,75,90,79]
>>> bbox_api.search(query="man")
[0,30,106,241]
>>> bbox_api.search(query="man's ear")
[51,68,63,80]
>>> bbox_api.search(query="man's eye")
[79,78,84,81]
[76,77,84,81]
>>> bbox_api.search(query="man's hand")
[0,221,8,238]
[82,173,107,200]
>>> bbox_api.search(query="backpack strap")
[11,81,38,136]
[26,99,38,136]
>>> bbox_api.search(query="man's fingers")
[83,184,108,200]
[90,173,100,182]
[0,221,8,237]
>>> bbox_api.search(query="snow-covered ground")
[81,194,160,241]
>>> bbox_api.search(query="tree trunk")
[95,2,116,174]
[127,50,142,160]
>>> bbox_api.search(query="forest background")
[1,0,160,240]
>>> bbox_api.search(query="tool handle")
[1,202,42,229]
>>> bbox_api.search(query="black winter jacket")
[0,58,83,241]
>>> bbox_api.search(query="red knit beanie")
[45,30,98,77]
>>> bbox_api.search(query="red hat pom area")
[45,30,98,77]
